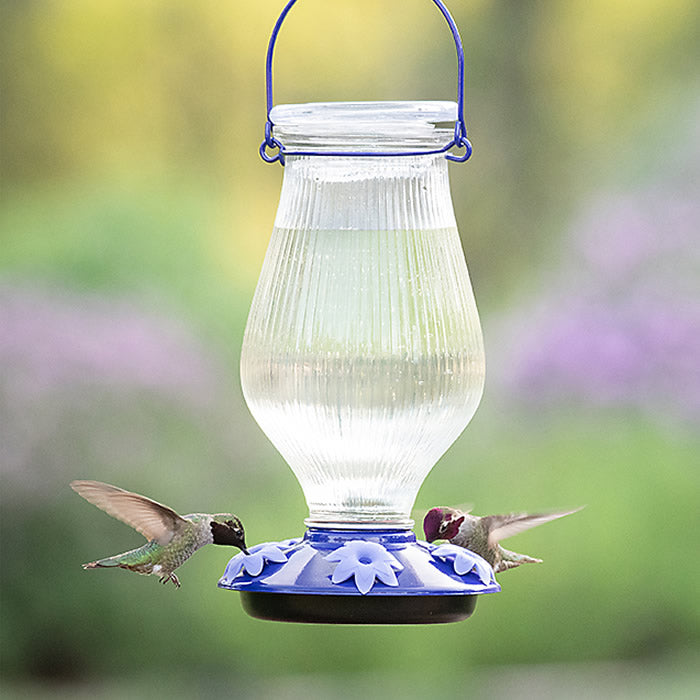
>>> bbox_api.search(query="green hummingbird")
[71,480,248,588]
[423,506,581,573]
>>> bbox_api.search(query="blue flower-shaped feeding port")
[326,540,404,594]
[426,543,496,585]
[223,543,290,578]
[218,529,500,624]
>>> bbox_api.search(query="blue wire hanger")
[259,0,473,166]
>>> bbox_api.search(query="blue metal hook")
[260,0,472,164]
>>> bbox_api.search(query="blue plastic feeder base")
[218,528,500,625]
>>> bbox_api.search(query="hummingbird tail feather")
[496,547,542,572]
[82,557,122,569]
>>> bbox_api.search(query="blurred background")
[1,1,699,697]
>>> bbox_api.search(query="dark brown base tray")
[240,592,477,625]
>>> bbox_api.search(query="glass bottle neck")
[274,155,457,233]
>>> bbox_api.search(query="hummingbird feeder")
[218,0,500,623]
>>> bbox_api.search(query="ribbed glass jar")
[241,102,484,528]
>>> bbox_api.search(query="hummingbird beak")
[239,533,249,556]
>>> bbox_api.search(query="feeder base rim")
[240,591,477,625]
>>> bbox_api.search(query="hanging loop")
[259,120,286,164]
[260,0,472,165]
[446,120,473,162]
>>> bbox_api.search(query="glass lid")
[270,101,459,152]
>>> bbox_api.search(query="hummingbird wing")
[70,480,188,546]
[484,508,583,549]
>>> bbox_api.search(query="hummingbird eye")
[226,519,244,536]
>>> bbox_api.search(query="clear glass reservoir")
[241,102,484,528]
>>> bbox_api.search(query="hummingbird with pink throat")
[423,506,582,573]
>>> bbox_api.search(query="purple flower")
[0,283,257,498]
[223,543,288,579]
[431,544,495,584]
[325,540,404,595]
[0,283,227,402]
[494,175,700,425]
